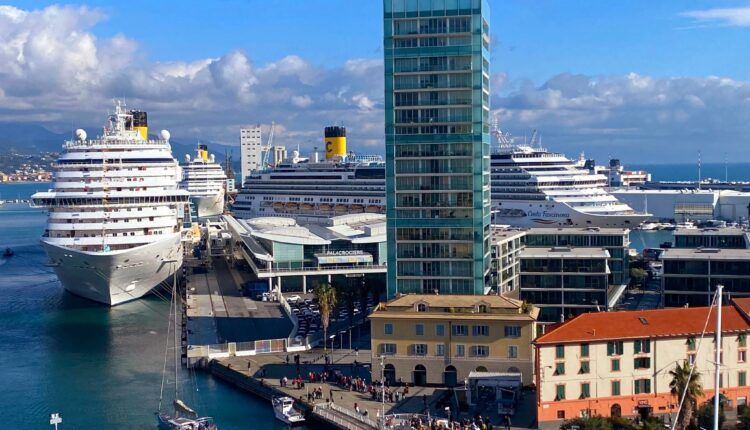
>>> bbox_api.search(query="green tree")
[560,417,613,430]
[737,406,750,430]
[669,361,704,430]
[314,283,337,353]
[607,416,636,430]
[630,267,648,287]
[696,401,725,430]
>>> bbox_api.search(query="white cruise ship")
[180,144,227,218]
[232,151,385,219]
[232,126,384,219]
[31,103,189,306]
[490,129,649,228]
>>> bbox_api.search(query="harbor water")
[0,183,293,429]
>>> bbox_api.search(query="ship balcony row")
[43,230,174,246]
[47,218,176,231]
[31,194,189,208]
[54,168,179,179]
[51,180,179,190]
[63,139,170,149]
[48,208,175,220]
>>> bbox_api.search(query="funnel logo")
[326,140,333,153]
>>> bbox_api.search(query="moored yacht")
[31,102,189,306]
[180,144,227,218]
[490,128,649,228]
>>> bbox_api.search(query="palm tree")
[314,283,337,353]
[669,361,704,430]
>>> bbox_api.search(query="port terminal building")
[612,189,750,223]
[223,213,386,293]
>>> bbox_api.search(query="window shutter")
[644,339,651,353]
[607,342,614,356]
[634,340,641,353]
[634,381,640,394]
[645,379,651,393]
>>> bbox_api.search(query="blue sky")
[13,0,750,80]
[2,1,750,162]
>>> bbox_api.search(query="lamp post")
[380,355,386,421]
[50,413,62,430]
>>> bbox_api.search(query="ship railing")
[380,413,432,430]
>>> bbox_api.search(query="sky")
[1,0,750,162]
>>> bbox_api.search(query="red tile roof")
[733,298,750,316]
[535,304,750,345]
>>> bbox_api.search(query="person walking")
[504,414,511,430]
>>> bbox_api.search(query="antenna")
[698,150,702,190]
[725,152,728,182]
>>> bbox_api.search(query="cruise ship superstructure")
[232,126,385,219]
[490,129,649,228]
[31,103,189,305]
[180,144,227,218]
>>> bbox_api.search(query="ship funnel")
[324,126,346,160]
[130,110,148,140]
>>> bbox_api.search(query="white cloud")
[1,5,749,163]
[680,7,750,27]
[0,5,385,154]
[494,73,750,161]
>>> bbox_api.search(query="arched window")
[478,304,489,313]
[416,303,428,312]
[611,404,622,417]
[476,366,488,372]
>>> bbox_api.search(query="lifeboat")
[272,202,284,210]
[351,204,364,213]
[334,204,348,212]
[365,205,380,213]
[300,203,313,211]
[319,204,332,211]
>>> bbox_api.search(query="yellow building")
[370,294,539,386]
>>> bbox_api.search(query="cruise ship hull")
[493,200,649,228]
[41,233,183,306]
[192,192,224,219]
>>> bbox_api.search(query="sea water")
[0,183,290,429]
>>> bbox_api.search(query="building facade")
[490,228,525,295]
[673,227,750,249]
[240,125,262,185]
[519,247,611,323]
[384,0,492,297]
[370,294,538,386]
[661,247,750,308]
[534,303,750,429]
[225,214,387,293]
[524,227,631,288]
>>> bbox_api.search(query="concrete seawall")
[205,359,377,430]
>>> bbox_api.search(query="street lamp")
[380,355,386,421]
[50,413,62,430]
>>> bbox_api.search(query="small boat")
[675,221,697,230]
[157,272,218,430]
[639,222,658,231]
[2,248,13,258]
[272,396,305,425]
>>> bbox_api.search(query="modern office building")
[240,125,262,185]
[490,228,525,295]
[673,227,750,249]
[524,227,631,288]
[534,302,750,429]
[370,294,538,386]
[519,247,611,323]
[661,247,750,307]
[384,0,492,297]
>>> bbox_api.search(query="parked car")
[287,295,301,303]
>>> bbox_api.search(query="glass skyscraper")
[384,0,491,298]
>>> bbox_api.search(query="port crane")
[262,121,276,168]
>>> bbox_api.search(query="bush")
[560,416,613,430]
[696,402,724,430]
[737,407,750,430]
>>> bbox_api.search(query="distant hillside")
[0,123,70,153]
[0,123,241,173]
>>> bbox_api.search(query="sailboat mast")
[173,265,180,408]
[714,284,723,430]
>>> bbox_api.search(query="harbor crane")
[262,121,276,168]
